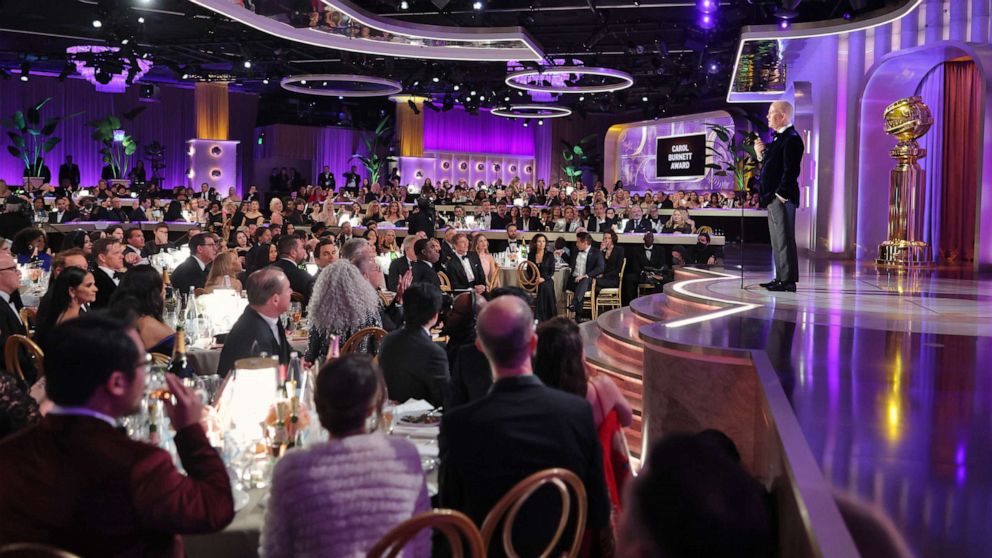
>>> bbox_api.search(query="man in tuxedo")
[490,201,510,230]
[754,101,804,293]
[623,204,653,233]
[313,238,339,272]
[272,236,313,304]
[411,238,440,288]
[475,199,493,230]
[378,283,448,407]
[96,196,130,222]
[0,313,234,555]
[129,197,155,222]
[122,227,148,268]
[57,155,80,190]
[623,231,666,303]
[520,206,544,232]
[439,296,612,556]
[444,233,487,294]
[491,223,522,254]
[386,236,418,292]
[0,251,28,375]
[91,238,124,308]
[586,201,616,233]
[567,231,605,321]
[439,227,457,266]
[196,182,218,202]
[170,233,218,293]
[48,196,79,224]
[217,267,292,377]
[317,165,335,190]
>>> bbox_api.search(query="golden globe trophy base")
[876,240,933,268]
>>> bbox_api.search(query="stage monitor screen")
[656,134,707,180]
[731,39,787,94]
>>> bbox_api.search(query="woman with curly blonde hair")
[268,197,285,226]
[305,261,382,363]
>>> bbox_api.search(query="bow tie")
[113,271,123,280]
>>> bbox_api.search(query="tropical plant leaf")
[579,133,598,145]
[713,128,729,143]
[704,163,722,170]
[102,155,112,164]
[124,142,137,156]
[33,98,51,112]
[27,107,41,126]
[7,146,21,158]
[40,117,62,137]
[573,145,584,156]
[123,107,146,121]
[13,111,26,131]
[109,116,122,129]
[7,132,25,150]
[42,137,61,152]
[27,128,41,136]
[714,171,727,176]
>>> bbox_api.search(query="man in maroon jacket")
[0,313,234,556]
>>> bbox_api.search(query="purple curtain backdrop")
[533,122,553,185]
[253,123,371,184]
[423,107,535,156]
[0,74,257,191]
[915,64,945,261]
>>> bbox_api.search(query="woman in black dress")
[527,233,558,322]
[597,230,624,290]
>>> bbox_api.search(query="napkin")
[393,399,435,417]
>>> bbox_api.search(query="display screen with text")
[656,134,706,180]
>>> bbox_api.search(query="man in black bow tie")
[92,238,125,308]
[754,101,804,293]
[445,233,487,294]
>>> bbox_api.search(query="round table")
[187,339,309,376]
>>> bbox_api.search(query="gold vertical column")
[195,82,230,140]
[395,97,424,157]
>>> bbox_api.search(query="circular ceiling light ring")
[491,105,573,119]
[504,66,634,94]
[280,74,403,97]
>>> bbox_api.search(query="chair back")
[486,265,501,291]
[368,510,484,558]
[340,326,388,355]
[3,335,44,382]
[18,308,37,335]
[0,543,81,557]
[480,468,588,558]
[516,260,541,296]
[438,271,452,293]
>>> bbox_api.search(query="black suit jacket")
[490,213,510,231]
[623,217,653,233]
[91,268,117,309]
[586,216,616,233]
[0,293,30,381]
[217,307,290,377]
[378,326,449,407]
[445,344,492,411]
[569,247,605,280]
[758,125,804,207]
[411,260,440,288]
[440,242,457,266]
[600,246,625,287]
[57,163,80,187]
[386,257,415,292]
[171,257,210,294]
[48,210,80,224]
[407,211,437,238]
[629,244,665,276]
[444,252,486,291]
[97,207,131,222]
[272,259,313,305]
[439,376,611,556]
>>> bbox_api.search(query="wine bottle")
[169,323,188,377]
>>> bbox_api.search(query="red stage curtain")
[939,61,980,262]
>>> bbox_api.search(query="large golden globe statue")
[877,96,933,267]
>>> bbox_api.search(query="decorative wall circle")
[281,74,403,97]
[524,165,533,174]
[210,169,222,178]
[493,163,502,172]
[458,161,468,171]
[509,164,518,173]
[505,66,633,94]
[415,170,424,179]
[491,105,572,119]
[210,145,223,157]
[475,162,485,172]
[441,160,451,171]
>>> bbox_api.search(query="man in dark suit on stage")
[272,236,313,305]
[439,295,612,556]
[91,238,124,309]
[0,313,234,555]
[217,267,292,377]
[378,283,448,407]
[48,196,79,224]
[754,101,804,293]
[387,236,418,292]
[170,233,218,293]
[567,231,605,321]
[444,233,487,294]
[411,238,441,288]
[57,155,80,190]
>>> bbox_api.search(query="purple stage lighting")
[697,0,716,13]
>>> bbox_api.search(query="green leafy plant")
[87,106,147,180]
[351,115,396,186]
[560,134,600,184]
[704,122,758,191]
[2,98,79,177]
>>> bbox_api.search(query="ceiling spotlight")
[537,119,544,125]
[641,96,648,102]
[780,20,790,29]
[301,80,307,85]
[181,73,189,79]
[20,75,28,82]
[137,16,145,23]
[453,84,460,91]
[523,121,529,127]
[322,81,328,86]
[121,38,130,45]
[504,96,510,101]
[472,1,483,10]
[432,76,440,83]
[578,95,585,101]
[92,19,103,28]
[262,78,269,84]
[400,0,409,9]
[243,60,252,69]
[413,80,420,86]
[479,95,485,100]
[470,90,476,95]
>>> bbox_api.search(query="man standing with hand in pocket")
[754,101,804,293]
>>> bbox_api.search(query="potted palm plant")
[560,134,600,186]
[351,115,396,186]
[2,98,78,187]
[87,106,146,187]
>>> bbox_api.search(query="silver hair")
[340,238,370,264]
[770,100,795,124]
[307,260,381,334]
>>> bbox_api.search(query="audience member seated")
[217,267,292,377]
[97,197,131,222]
[48,196,79,224]
[91,238,123,308]
[261,354,430,557]
[441,290,486,376]
[59,230,92,257]
[305,261,383,364]
[0,313,235,555]
[661,208,695,235]
[439,295,612,556]
[567,232,605,321]
[597,230,624,291]
[108,265,184,360]
[444,233,487,294]
[123,227,147,267]
[623,231,666,302]
[379,283,448,407]
[145,223,172,256]
[11,228,52,272]
[171,233,218,293]
[272,235,313,304]
[386,236,417,292]
[313,237,339,273]
[203,251,244,293]
[247,242,277,275]
[528,233,558,322]
[471,233,499,289]
[678,231,720,266]
[341,238,405,330]
[534,317,634,515]
[616,431,773,558]
[34,267,96,351]
[48,248,88,284]
[411,238,440,288]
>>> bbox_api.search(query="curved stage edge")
[583,265,992,557]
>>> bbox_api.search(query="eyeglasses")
[0,266,20,273]
[134,353,153,374]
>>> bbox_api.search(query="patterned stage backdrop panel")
[0,74,257,191]
[613,111,737,193]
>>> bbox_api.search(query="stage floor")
[667,252,992,557]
